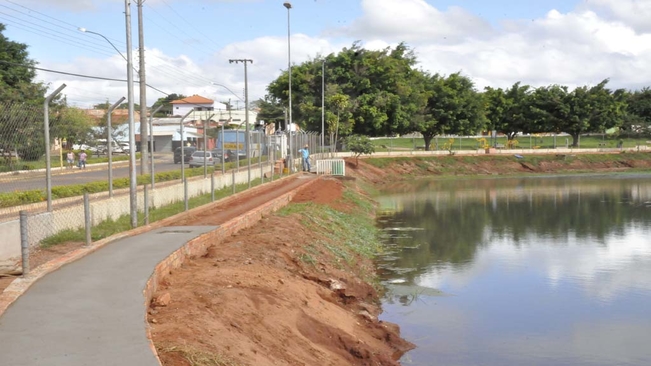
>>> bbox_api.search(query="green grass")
[160,344,241,366]
[371,135,650,152]
[276,183,384,285]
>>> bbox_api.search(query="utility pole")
[229,59,253,188]
[137,0,149,174]
[125,0,138,228]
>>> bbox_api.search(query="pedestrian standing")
[298,144,311,172]
[79,151,87,169]
[66,150,75,169]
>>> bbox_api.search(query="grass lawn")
[371,135,650,152]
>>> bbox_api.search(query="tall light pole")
[125,0,138,228]
[78,28,127,62]
[137,0,149,175]
[229,59,253,188]
[321,60,325,156]
[79,19,137,226]
[283,1,293,171]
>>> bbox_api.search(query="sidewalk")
[0,226,216,366]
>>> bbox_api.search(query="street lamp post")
[321,60,325,156]
[137,0,149,176]
[229,59,253,188]
[78,28,128,62]
[283,2,293,171]
[124,0,138,228]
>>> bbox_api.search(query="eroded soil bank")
[149,176,414,366]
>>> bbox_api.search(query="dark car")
[210,148,231,163]
[173,146,197,164]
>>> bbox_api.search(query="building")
[104,95,261,152]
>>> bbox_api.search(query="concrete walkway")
[0,226,217,366]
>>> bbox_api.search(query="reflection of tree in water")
[377,178,651,282]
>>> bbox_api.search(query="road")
[0,154,183,193]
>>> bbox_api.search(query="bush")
[17,143,45,161]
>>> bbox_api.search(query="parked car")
[72,144,100,153]
[210,148,235,163]
[189,150,217,168]
[119,142,130,154]
[174,146,197,164]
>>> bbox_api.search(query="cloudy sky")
[3,0,651,109]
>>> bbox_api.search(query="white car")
[189,150,217,168]
[119,142,130,153]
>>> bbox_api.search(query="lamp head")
[283,2,292,9]
[78,27,87,32]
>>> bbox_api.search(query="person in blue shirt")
[298,144,311,172]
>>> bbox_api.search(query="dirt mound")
[150,177,413,366]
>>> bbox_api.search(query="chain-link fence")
[5,162,285,276]
[0,102,49,195]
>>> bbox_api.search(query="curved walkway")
[0,226,216,366]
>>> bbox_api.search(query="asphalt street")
[0,154,182,193]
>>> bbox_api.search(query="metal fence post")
[232,169,236,195]
[144,185,149,226]
[84,193,91,246]
[270,136,275,182]
[211,172,215,202]
[19,210,29,276]
[184,178,189,212]
[44,84,67,212]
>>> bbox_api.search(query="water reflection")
[377,175,651,366]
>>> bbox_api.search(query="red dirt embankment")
[149,177,413,366]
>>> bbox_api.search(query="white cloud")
[35,0,651,108]
[336,0,493,44]
[336,0,651,91]
[581,0,651,34]
[40,33,342,108]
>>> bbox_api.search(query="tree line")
[259,42,651,150]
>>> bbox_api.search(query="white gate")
[316,159,345,176]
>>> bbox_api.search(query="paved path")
[0,226,217,366]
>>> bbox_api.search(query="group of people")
[66,150,87,169]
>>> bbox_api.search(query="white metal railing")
[316,159,345,176]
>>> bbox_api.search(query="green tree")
[328,93,351,151]
[152,93,186,116]
[266,42,425,137]
[93,101,111,110]
[51,107,95,146]
[0,24,46,104]
[415,72,485,150]
[532,80,624,147]
[345,134,375,165]
[484,82,533,142]
[256,95,285,129]
[622,88,651,136]
[0,24,52,163]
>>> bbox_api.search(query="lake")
[376,174,651,366]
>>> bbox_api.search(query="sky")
[2,0,651,109]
